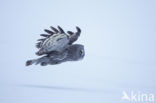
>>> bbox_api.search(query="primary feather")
[36,26,69,56]
[36,26,81,56]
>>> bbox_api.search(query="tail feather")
[26,60,33,66]
[26,59,37,66]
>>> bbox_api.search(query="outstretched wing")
[36,26,57,49]
[67,26,81,45]
[36,26,69,56]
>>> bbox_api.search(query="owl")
[26,44,85,66]
[36,26,81,56]
[26,26,85,66]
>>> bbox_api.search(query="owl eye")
[79,50,83,55]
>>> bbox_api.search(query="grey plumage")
[36,26,81,56]
[67,31,74,35]
[26,25,84,66]
[68,26,81,45]
[50,26,59,33]
[44,29,54,35]
[40,34,50,37]
[26,44,85,66]
[57,26,65,34]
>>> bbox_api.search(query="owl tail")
[26,56,49,66]
[26,60,33,66]
[25,59,37,66]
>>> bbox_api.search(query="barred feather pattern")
[35,26,81,56]
[36,26,61,49]
[26,26,83,66]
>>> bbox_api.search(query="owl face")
[76,46,85,60]
[67,44,85,61]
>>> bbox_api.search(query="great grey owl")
[26,44,85,66]
[26,26,85,66]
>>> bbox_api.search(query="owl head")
[67,44,85,61]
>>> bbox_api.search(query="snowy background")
[0,0,156,103]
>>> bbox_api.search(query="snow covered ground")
[0,0,156,103]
